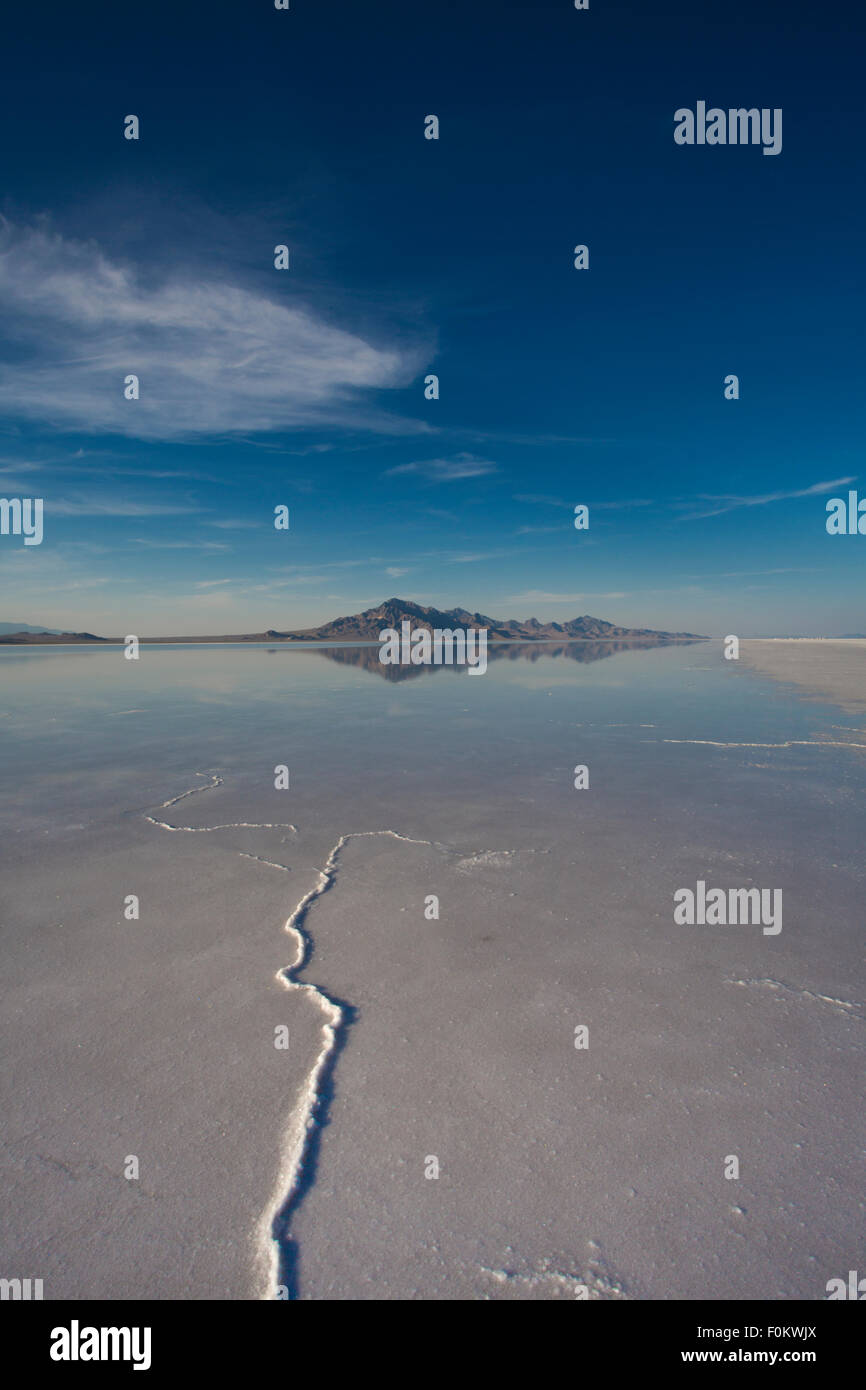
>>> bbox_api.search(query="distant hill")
[0,621,62,635]
[0,599,706,644]
[0,629,105,643]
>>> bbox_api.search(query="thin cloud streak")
[679,477,856,520]
[384,454,497,482]
[502,590,628,605]
[49,495,200,517]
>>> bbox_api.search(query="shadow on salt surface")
[270,986,359,1302]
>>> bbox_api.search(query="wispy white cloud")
[501,590,628,604]
[0,220,427,440]
[0,458,45,475]
[512,493,568,508]
[513,494,651,511]
[267,559,372,575]
[384,453,497,482]
[0,449,219,482]
[0,546,125,599]
[687,566,823,579]
[679,478,856,521]
[49,495,199,517]
[131,538,230,550]
[446,549,515,564]
[452,429,619,447]
[513,524,565,535]
[592,499,653,511]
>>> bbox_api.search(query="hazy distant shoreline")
[0,597,707,646]
[0,634,708,647]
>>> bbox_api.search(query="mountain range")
[0,599,706,644]
[264,599,706,643]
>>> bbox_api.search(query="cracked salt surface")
[141,769,527,1298]
[259,828,522,1298]
[3,640,866,1299]
[139,737,866,1298]
[263,823,866,1299]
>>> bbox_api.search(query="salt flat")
[740,639,866,715]
[1,641,864,1299]
[282,786,864,1300]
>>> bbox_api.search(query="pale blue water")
[1,638,864,878]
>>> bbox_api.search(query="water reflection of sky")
[2,640,864,838]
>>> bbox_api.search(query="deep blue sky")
[0,0,863,635]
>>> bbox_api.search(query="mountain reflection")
[265,638,703,682]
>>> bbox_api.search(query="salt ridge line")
[239,852,291,872]
[159,772,224,807]
[654,738,866,750]
[258,828,444,1300]
[728,976,863,1017]
[145,816,298,833]
[258,827,523,1299]
[144,771,299,833]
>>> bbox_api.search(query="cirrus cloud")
[383,453,497,482]
[0,220,428,441]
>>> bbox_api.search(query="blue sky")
[0,0,863,636]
